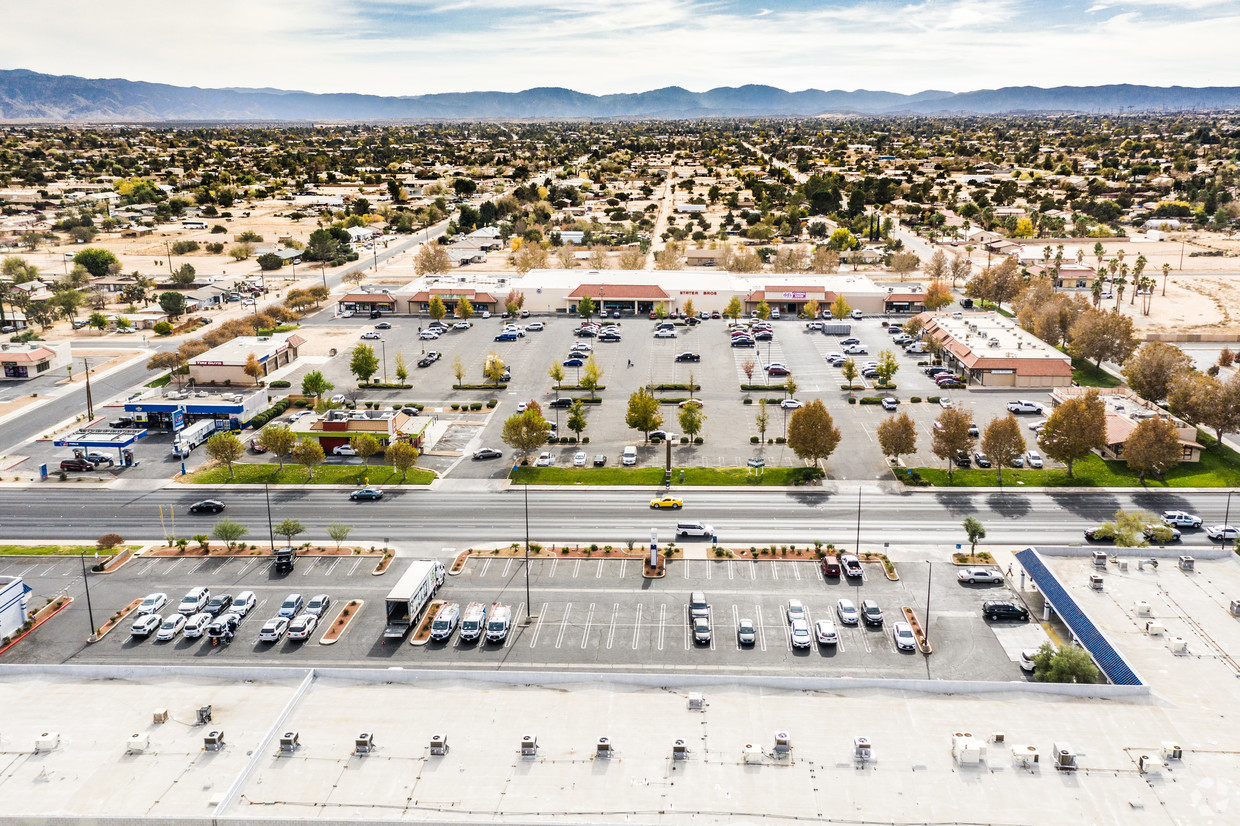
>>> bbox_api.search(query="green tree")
[306,228,338,264]
[158,291,187,319]
[981,414,1025,485]
[1037,389,1107,477]
[483,352,506,386]
[228,243,253,261]
[1123,417,1183,482]
[931,407,975,479]
[756,300,771,320]
[962,516,986,554]
[456,295,474,321]
[394,352,408,384]
[678,402,705,442]
[73,248,119,278]
[755,400,770,442]
[211,519,248,552]
[274,518,306,545]
[170,263,197,286]
[625,388,663,441]
[88,311,108,333]
[875,349,899,386]
[260,424,297,470]
[548,362,565,391]
[428,295,447,321]
[327,523,353,550]
[566,400,588,441]
[1033,643,1099,684]
[385,441,420,482]
[291,437,325,481]
[452,355,466,387]
[830,294,851,319]
[1122,342,1194,403]
[257,252,283,271]
[350,343,380,384]
[724,296,743,319]
[580,355,603,400]
[577,295,596,320]
[841,357,859,389]
[204,432,244,479]
[876,412,917,466]
[787,400,842,469]
[301,370,333,400]
[350,434,382,466]
[501,407,552,459]
[1169,371,1240,445]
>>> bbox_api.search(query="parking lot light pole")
[264,483,276,551]
[380,340,387,384]
[854,487,862,556]
[80,550,97,640]
[925,561,933,652]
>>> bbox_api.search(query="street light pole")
[524,475,533,621]
[1224,491,1234,550]
[380,340,387,384]
[80,550,97,640]
[854,487,862,555]
[83,357,94,421]
[264,483,276,550]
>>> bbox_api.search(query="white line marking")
[657,604,666,651]
[581,602,595,648]
[480,557,492,577]
[606,603,618,650]
[502,558,513,577]
[555,603,573,648]
[528,602,548,647]
[632,604,642,649]
[572,559,581,578]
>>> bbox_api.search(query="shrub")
[210,225,227,234]
[928,395,940,404]
[269,380,291,388]
[205,242,225,254]
[751,436,760,443]
[450,403,460,410]
[775,436,786,444]
[693,437,703,444]
[470,402,482,410]
[486,399,497,408]
[910,396,921,403]
[848,397,857,404]
[152,321,173,336]
[743,398,753,405]
[171,240,200,255]
[97,533,124,549]
[859,396,881,405]
[680,436,689,444]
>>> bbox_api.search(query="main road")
[0,485,1227,548]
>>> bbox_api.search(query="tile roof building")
[919,312,1074,388]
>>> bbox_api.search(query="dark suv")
[60,458,95,472]
[983,600,1029,622]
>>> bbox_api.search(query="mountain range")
[1,68,1238,121]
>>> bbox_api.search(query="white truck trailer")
[172,419,218,457]
[383,560,446,640]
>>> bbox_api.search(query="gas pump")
[121,448,135,467]
[72,448,86,460]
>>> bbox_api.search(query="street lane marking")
[632,604,642,649]
[606,603,618,649]
[528,602,548,647]
[581,602,595,648]
[555,603,572,648]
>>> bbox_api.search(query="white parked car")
[481,310,492,319]
[452,321,472,330]
[815,619,839,645]
[258,617,290,642]
[333,445,357,456]
[836,598,859,626]
[137,593,168,615]
[957,567,1004,584]
[131,613,162,638]
[340,310,355,318]
[780,399,803,410]
[893,622,917,651]
[360,331,381,340]
[286,613,318,641]
[535,452,554,467]
[843,343,868,354]
[573,451,587,467]
[654,328,677,338]
[1206,525,1239,541]
[789,619,812,648]
[1024,450,1044,469]
[155,614,187,641]
[881,397,898,411]
[419,330,440,340]
[786,599,807,623]
[183,612,213,639]
[232,591,256,617]
[329,394,346,404]
[526,321,544,331]
[1006,400,1044,414]
[850,309,864,320]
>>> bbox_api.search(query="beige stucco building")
[187,332,305,386]
[920,312,1074,388]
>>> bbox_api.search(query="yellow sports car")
[650,495,684,509]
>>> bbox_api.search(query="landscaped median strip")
[510,466,826,486]
[902,606,932,655]
[0,596,73,655]
[179,462,436,486]
[410,600,443,645]
[318,600,363,645]
[92,598,141,641]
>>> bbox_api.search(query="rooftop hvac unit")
[687,693,705,711]
[279,731,300,753]
[429,734,448,756]
[1135,601,1153,617]
[1179,556,1195,572]
[952,734,983,766]
[1146,621,1166,636]
[1161,743,1183,760]
[126,733,150,754]
[35,732,59,752]
[774,731,791,755]
[520,735,537,757]
[203,730,225,751]
[1053,743,1077,771]
[152,708,168,724]
[1169,637,1189,654]
[743,744,764,764]
[1092,551,1109,569]
[672,739,689,760]
[355,732,374,755]
[1118,560,1129,572]
[1138,754,1159,774]
[990,732,1005,744]
[1230,600,1240,617]
[853,736,872,762]
[596,737,613,759]
[195,705,213,726]
[1089,575,1104,591]
[1012,745,1039,766]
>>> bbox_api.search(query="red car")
[249,439,267,454]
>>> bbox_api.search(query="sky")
[3,0,1239,96]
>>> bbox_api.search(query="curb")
[91,598,142,642]
[318,600,363,645]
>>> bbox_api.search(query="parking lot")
[6,554,1046,680]
[243,307,1058,481]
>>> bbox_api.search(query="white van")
[621,445,637,466]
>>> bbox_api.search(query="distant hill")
[0,69,1237,121]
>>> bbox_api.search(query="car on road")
[958,567,1004,584]
[1084,526,1114,542]
[789,619,812,648]
[786,599,807,623]
[983,600,1029,622]
[417,351,441,367]
[305,594,331,618]
[333,444,357,456]
[232,591,256,617]
[780,399,803,410]
[815,619,839,645]
[188,499,225,514]
[881,397,899,411]
[278,594,304,618]
[1025,450,1044,468]
[287,613,318,641]
[563,357,585,367]
[535,452,554,467]
[494,332,519,341]
[258,616,290,642]
[1162,510,1202,528]
[350,487,384,501]
[893,622,917,651]
[183,612,212,639]
[131,613,162,638]
[156,614,187,641]
[1206,524,1239,541]
[204,594,233,615]
[1144,524,1181,542]
[675,352,700,362]
[374,321,392,330]
[473,448,503,460]
[137,593,168,615]
[841,554,863,578]
[60,458,95,472]
[836,598,859,625]
[654,328,677,338]
[573,451,587,467]
[737,618,756,645]
[360,331,381,340]
[861,599,884,627]
[249,438,266,453]
[650,494,683,509]
[1006,400,1044,414]
[676,521,713,538]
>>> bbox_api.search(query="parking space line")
[549,557,558,577]
[572,559,581,578]
[709,612,716,649]
[632,604,642,649]
[347,558,363,576]
[166,559,183,574]
[705,561,712,580]
[606,603,618,649]
[728,561,735,580]
[792,564,802,581]
[300,558,319,576]
[595,559,604,578]
[683,605,690,650]
[323,558,340,576]
[771,564,778,581]
[580,603,595,649]
[479,557,492,577]
[618,559,627,579]
[508,603,524,648]
[681,560,691,578]
[657,604,666,651]
[502,558,513,577]
[528,602,548,647]
[732,604,740,650]
[756,604,767,651]
[555,603,573,648]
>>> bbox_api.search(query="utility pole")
[83,357,94,420]
[264,483,276,550]
[165,240,174,277]
[80,550,97,640]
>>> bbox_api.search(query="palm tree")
[1161,262,1172,297]
[1116,249,1126,267]
[1091,278,1104,308]
[1141,276,1158,315]
[1114,275,1127,310]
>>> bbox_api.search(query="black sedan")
[473,448,504,460]
[189,500,225,514]
[674,352,700,362]
[1084,527,1115,543]
[418,351,442,368]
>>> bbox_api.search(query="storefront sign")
[777,292,808,300]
